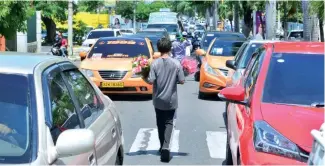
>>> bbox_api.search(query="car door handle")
[88,154,96,166]
[111,128,116,138]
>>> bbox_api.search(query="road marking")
[129,128,180,155]
[206,131,227,159]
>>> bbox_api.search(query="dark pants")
[155,108,176,150]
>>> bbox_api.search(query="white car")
[120,29,135,36]
[82,29,121,49]
[0,53,124,165]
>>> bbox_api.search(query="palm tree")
[302,0,312,41]
[310,0,324,41]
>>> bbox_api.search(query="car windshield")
[87,31,114,39]
[209,40,244,56]
[0,73,32,164]
[202,33,246,48]
[146,24,178,34]
[237,43,263,68]
[263,53,324,106]
[196,25,204,30]
[137,31,164,36]
[88,39,150,58]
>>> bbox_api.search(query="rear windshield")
[289,31,303,39]
[263,53,324,106]
[137,31,164,36]
[237,43,263,68]
[88,39,151,58]
[209,40,244,56]
[0,74,32,164]
[87,31,114,39]
[202,33,246,48]
[196,25,205,30]
[147,24,178,34]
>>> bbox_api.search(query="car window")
[0,74,32,163]
[47,70,80,144]
[116,31,121,36]
[263,53,324,106]
[237,43,263,69]
[209,40,244,56]
[244,48,266,99]
[88,39,151,58]
[63,69,104,128]
[87,31,114,39]
[234,43,248,63]
[146,24,178,34]
[202,33,245,48]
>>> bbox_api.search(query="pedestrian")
[148,37,185,163]
[255,25,264,40]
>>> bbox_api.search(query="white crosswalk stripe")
[128,128,227,159]
[206,131,227,159]
[129,128,180,155]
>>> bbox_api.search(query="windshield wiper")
[311,102,325,108]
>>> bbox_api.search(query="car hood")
[206,55,234,69]
[260,103,324,151]
[80,58,134,71]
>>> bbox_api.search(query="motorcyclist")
[171,32,192,62]
[54,32,68,57]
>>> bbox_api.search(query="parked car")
[0,53,124,165]
[136,28,169,39]
[120,29,135,36]
[195,38,245,99]
[79,37,160,95]
[219,42,324,165]
[82,29,122,49]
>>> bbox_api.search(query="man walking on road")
[148,37,185,163]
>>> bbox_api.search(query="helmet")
[182,31,188,37]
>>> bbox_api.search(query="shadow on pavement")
[107,94,152,101]
[126,150,189,157]
[223,112,228,129]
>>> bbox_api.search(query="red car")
[219,42,324,165]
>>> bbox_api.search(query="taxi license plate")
[101,82,124,88]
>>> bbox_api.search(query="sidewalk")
[41,46,81,61]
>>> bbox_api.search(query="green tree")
[310,0,324,41]
[115,1,134,19]
[78,0,105,13]
[0,1,33,39]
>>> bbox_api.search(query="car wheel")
[194,71,200,82]
[198,91,205,99]
[225,134,233,165]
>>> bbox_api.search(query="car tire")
[225,134,233,165]
[194,71,200,82]
[198,91,205,99]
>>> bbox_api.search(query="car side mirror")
[218,86,247,105]
[79,51,87,61]
[153,52,161,59]
[226,60,236,70]
[56,129,95,158]
[195,49,206,56]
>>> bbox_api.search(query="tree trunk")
[311,14,320,41]
[302,0,312,41]
[206,8,210,30]
[242,1,253,37]
[265,0,277,39]
[42,16,56,43]
[230,20,233,32]
[283,1,288,40]
[234,2,240,32]
[320,18,324,42]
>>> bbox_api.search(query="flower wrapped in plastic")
[132,55,150,79]
[181,56,198,76]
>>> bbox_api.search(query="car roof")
[206,31,244,35]
[214,37,246,41]
[91,28,118,32]
[272,42,324,54]
[0,52,63,74]
[140,28,166,32]
[247,39,279,44]
[99,36,147,42]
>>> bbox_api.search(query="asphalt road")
[110,75,227,165]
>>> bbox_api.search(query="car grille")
[100,87,136,91]
[218,68,228,76]
[98,71,128,80]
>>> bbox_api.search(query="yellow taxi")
[196,38,245,99]
[79,37,159,95]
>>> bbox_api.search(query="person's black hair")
[157,37,171,54]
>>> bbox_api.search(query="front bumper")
[199,69,227,94]
[90,71,152,94]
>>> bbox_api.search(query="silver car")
[0,53,124,165]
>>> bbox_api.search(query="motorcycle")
[50,44,67,57]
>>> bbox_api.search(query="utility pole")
[212,0,219,30]
[68,0,73,57]
[133,1,137,32]
[265,0,276,39]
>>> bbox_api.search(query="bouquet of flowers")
[132,55,150,79]
[181,56,198,76]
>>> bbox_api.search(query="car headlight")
[81,69,94,77]
[253,120,303,161]
[204,63,218,76]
